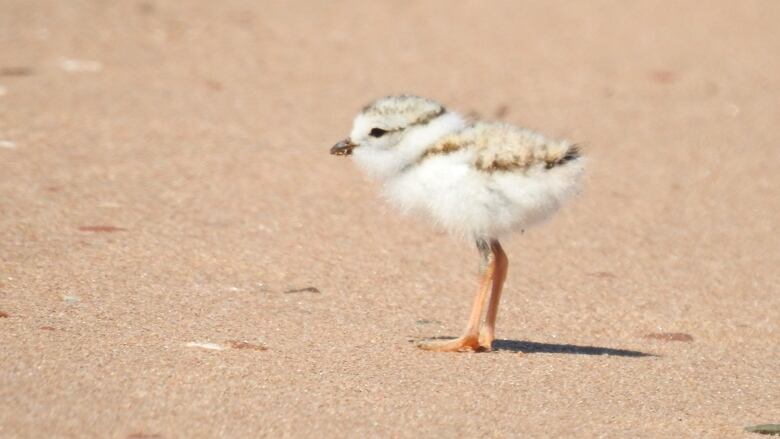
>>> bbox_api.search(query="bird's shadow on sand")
[420,336,654,357]
[493,339,653,357]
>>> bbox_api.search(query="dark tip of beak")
[330,138,357,156]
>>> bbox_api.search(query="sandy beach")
[1,1,778,437]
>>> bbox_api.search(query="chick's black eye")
[369,128,388,137]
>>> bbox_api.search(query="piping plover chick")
[331,95,584,352]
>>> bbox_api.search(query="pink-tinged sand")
[1,1,778,437]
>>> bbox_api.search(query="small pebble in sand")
[284,286,321,294]
[62,295,80,303]
[59,58,103,73]
[0,66,33,76]
[227,340,268,351]
[0,311,9,318]
[126,433,162,439]
[78,225,126,233]
[745,424,780,436]
[0,140,16,149]
[185,341,226,351]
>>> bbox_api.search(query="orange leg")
[479,240,508,351]
[418,240,495,352]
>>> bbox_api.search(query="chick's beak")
[330,138,357,156]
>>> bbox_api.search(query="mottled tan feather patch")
[418,140,468,163]
[417,122,581,173]
[362,95,444,129]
